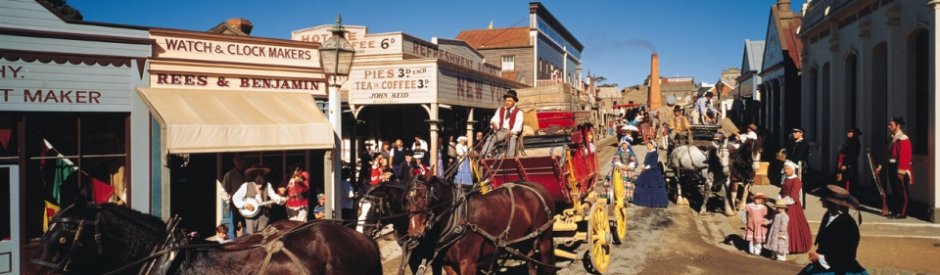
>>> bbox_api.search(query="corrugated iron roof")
[456,27,531,49]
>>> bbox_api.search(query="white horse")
[668,139,733,215]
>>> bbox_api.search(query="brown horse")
[407,177,556,275]
[32,201,381,275]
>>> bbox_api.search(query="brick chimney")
[648,52,661,109]
[777,0,791,12]
[207,18,253,36]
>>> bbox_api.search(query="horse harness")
[410,180,559,273]
[31,204,105,273]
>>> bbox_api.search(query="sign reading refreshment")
[347,63,436,105]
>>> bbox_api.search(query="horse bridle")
[31,205,105,273]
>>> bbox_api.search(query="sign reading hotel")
[292,26,403,56]
[347,63,436,104]
[0,61,131,112]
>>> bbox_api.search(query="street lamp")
[318,14,355,219]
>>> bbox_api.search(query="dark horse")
[728,136,764,211]
[33,201,382,275]
[407,177,556,275]
[356,181,441,275]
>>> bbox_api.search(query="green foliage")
[40,0,83,21]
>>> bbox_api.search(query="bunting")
[43,200,60,232]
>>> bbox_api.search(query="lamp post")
[319,15,355,219]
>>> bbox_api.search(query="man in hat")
[783,127,811,178]
[232,167,286,234]
[875,117,913,219]
[482,89,525,157]
[803,185,866,274]
[694,92,718,125]
[396,150,419,183]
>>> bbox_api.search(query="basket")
[753,161,770,185]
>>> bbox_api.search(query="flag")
[43,200,60,232]
[91,178,114,204]
[52,159,75,204]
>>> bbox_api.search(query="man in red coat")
[875,117,913,219]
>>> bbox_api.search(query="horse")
[668,138,733,215]
[728,136,764,211]
[356,181,441,275]
[406,177,556,275]
[33,201,382,275]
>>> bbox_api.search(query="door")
[0,165,19,275]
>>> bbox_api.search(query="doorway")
[0,165,19,275]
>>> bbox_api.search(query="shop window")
[23,113,128,239]
[0,116,18,161]
[501,55,515,72]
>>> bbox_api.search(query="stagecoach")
[477,110,624,274]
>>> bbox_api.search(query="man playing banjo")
[232,167,287,234]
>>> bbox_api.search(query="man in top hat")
[875,117,913,219]
[232,167,286,234]
[482,89,525,157]
[802,185,866,274]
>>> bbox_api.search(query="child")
[205,224,231,244]
[745,193,769,255]
[766,198,792,261]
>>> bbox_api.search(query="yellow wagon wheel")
[611,169,628,243]
[585,200,611,274]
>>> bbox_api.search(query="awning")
[136,88,333,154]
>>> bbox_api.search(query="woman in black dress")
[632,141,669,208]
[801,185,867,275]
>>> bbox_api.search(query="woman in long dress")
[632,141,669,208]
[781,160,813,254]
[453,136,473,185]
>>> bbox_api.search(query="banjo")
[239,197,278,218]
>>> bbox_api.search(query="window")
[21,113,129,239]
[910,29,929,154]
[844,53,858,128]
[808,67,818,142]
[501,55,515,72]
[871,43,888,157]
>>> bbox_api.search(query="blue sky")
[71,0,805,88]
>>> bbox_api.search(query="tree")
[592,75,617,87]
[40,0,83,21]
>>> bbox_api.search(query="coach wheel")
[611,171,627,244]
[586,201,610,274]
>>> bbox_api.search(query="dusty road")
[381,136,940,274]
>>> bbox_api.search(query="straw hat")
[819,185,860,210]
[774,199,790,209]
[753,192,768,200]
[245,167,271,177]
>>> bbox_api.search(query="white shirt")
[232,182,286,210]
[490,106,525,134]
[456,144,469,159]
[412,139,428,152]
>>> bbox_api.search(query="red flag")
[91,178,114,204]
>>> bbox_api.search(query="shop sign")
[292,26,402,56]
[0,62,130,112]
[150,72,327,95]
[347,63,435,105]
[152,34,320,68]
[437,68,507,109]
[403,37,499,76]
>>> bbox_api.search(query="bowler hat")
[503,90,519,102]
